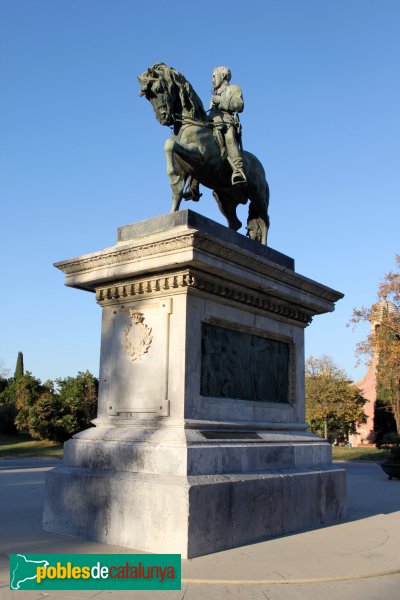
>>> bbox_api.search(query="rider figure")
[183,66,246,201]
[209,66,247,186]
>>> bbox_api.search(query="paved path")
[0,459,399,599]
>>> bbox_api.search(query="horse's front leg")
[164,138,204,212]
[170,175,185,212]
[164,138,186,211]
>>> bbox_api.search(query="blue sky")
[1,0,399,382]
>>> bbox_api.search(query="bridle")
[148,78,174,125]
[145,75,211,132]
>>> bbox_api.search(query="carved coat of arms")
[123,310,153,361]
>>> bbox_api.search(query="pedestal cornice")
[55,211,343,320]
[94,268,314,325]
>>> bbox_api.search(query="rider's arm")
[219,85,244,113]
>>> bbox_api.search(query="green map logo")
[11,555,50,590]
[9,553,181,590]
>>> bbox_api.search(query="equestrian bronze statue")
[138,63,270,245]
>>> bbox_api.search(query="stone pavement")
[0,458,399,599]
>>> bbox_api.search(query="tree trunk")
[324,417,328,440]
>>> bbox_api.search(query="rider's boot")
[226,133,247,186]
[230,157,247,186]
[232,169,247,186]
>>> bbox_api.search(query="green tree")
[14,351,24,380]
[0,401,18,435]
[56,371,98,431]
[13,373,50,433]
[0,359,10,398]
[305,355,367,441]
[25,371,98,442]
[25,392,78,442]
[1,368,99,442]
[351,255,400,433]
[374,398,397,446]
[0,376,18,435]
[0,361,17,434]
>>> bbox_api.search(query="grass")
[332,446,390,462]
[0,432,63,459]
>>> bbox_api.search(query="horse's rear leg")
[247,215,268,244]
[213,191,242,231]
[247,185,270,245]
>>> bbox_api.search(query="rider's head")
[212,66,231,90]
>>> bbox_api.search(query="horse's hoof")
[182,190,202,202]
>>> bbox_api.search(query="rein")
[173,115,213,129]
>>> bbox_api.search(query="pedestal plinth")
[43,210,346,558]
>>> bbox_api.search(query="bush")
[379,432,400,464]
[21,371,98,442]
[374,399,398,446]
[0,369,98,443]
[24,394,77,442]
[0,402,18,435]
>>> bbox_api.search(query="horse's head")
[138,63,208,127]
[138,64,175,127]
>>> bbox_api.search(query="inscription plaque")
[201,432,262,440]
[201,323,290,403]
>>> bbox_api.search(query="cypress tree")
[14,352,24,379]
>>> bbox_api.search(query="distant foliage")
[24,371,98,442]
[0,368,21,435]
[305,355,367,442]
[0,366,98,442]
[0,401,18,435]
[351,255,400,433]
[56,371,98,432]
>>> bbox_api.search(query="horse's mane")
[149,63,208,123]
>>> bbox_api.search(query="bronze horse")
[138,63,269,244]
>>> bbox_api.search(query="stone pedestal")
[43,210,346,558]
